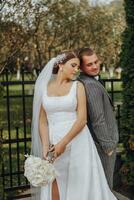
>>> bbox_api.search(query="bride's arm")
[39,104,50,159]
[51,81,87,157]
[62,81,87,144]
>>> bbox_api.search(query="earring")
[59,67,63,72]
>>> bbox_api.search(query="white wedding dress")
[40,81,117,200]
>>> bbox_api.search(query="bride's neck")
[54,73,70,85]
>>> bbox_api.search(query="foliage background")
[1,0,134,198]
[119,0,134,188]
[0,0,125,72]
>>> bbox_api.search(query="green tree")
[0,126,4,199]
[0,0,125,72]
[119,0,134,187]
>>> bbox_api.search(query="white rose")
[24,155,56,187]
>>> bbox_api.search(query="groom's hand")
[107,150,114,156]
[49,142,66,159]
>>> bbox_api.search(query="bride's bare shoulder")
[77,81,85,90]
[48,80,55,86]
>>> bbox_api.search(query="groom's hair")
[77,47,94,65]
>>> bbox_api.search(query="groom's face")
[81,54,100,76]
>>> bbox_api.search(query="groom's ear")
[99,60,102,64]
[98,59,102,65]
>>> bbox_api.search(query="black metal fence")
[0,69,122,199]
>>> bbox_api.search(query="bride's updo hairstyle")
[53,50,78,74]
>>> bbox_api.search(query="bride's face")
[60,58,80,80]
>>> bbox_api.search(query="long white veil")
[31,57,56,157]
[30,57,56,200]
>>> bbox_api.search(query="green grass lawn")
[2,128,31,190]
[0,82,33,192]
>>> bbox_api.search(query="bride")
[31,50,117,200]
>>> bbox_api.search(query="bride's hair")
[53,50,78,74]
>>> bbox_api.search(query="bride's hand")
[107,150,114,156]
[49,142,66,158]
[42,146,49,160]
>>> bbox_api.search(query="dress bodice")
[40,79,117,200]
[42,81,77,125]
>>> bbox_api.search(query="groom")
[78,47,119,190]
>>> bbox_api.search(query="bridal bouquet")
[24,155,56,187]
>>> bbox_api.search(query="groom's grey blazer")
[78,73,119,189]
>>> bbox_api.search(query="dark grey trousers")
[95,142,116,190]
